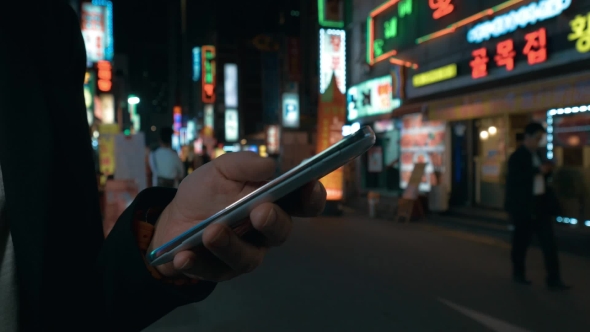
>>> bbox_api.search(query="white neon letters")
[467,0,571,43]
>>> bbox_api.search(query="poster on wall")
[317,75,346,201]
[400,114,446,192]
[319,29,346,94]
[368,147,383,173]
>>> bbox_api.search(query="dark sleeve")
[97,187,217,331]
[507,149,539,188]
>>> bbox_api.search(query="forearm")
[96,187,216,330]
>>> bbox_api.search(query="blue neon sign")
[192,47,202,81]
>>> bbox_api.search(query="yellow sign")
[568,13,590,53]
[98,124,120,178]
[412,64,457,88]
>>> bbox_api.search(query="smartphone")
[147,125,376,266]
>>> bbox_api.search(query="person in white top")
[149,127,185,188]
[504,122,569,290]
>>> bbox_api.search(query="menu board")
[400,114,446,192]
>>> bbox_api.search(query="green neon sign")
[318,0,345,28]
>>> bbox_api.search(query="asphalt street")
[144,215,590,332]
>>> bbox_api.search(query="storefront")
[345,71,408,195]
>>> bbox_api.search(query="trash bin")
[368,191,380,218]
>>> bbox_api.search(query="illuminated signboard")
[412,63,457,87]
[470,27,547,79]
[467,0,571,44]
[203,104,214,138]
[225,109,239,142]
[347,75,401,121]
[318,0,344,28]
[569,12,590,53]
[266,125,281,155]
[81,3,106,63]
[282,93,300,128]
[319,29,346,94]
[202,46,216,103]
[224,63,238,108]
[192,47,201,81]
[84,71,95,125]
[367,0,538,65]
[97,60,112,92]
[173,106,182,135]
[91,0,114,61]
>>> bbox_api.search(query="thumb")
[213,151,276,182]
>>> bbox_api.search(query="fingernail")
[180,259,194,270]
[211,228,230,247]
[264,208,277,229]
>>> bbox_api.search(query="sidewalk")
[343,198,590,258]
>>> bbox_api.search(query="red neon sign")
[494,39,516,71]
[97,60,112,92]
[523,27,547,65]
[429,0,454,20]
[470,48,488,79]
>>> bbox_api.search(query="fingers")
[276,180,327,217]
[213,151,276,182]
[250,203,293,246]
[202,223,267,275]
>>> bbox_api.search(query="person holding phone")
[504,122,569,290]
[0,2,327,331]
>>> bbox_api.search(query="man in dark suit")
[504,122,569,290]
[0,1,326,330]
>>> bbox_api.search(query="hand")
[150,152,327,281]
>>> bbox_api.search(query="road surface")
[145,215,590,332]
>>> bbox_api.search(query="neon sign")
[201,46,216,103]
[318,0,344,28]
[192,47,201,81]
[467,0,571,44]
[417,0,527,44]
[97,60,112,92]
[429,0,454,20]
[494,39,515,71]
[523,28,547,65]
[470,48,489,79]
[412,64,457,87]
[568,13,590,53]
[319,29,346,94]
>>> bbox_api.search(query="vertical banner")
[317,75,346,201]
[224,63,238,108]
[287,38,301,82]
[84,71,96,125]
[202,46,216,103]
[225,109,239,142]
[319,29,346,94]
[98,124,120,177]
[81,3,106,63]
[261,51,281,124]
[192,47,202,81]
[266,125,281,155]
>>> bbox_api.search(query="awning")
[427,71,590,121]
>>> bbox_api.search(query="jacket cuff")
[97,187,216,331]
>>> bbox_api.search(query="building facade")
[348,0,590,227]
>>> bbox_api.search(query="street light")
[128,95,140,105]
